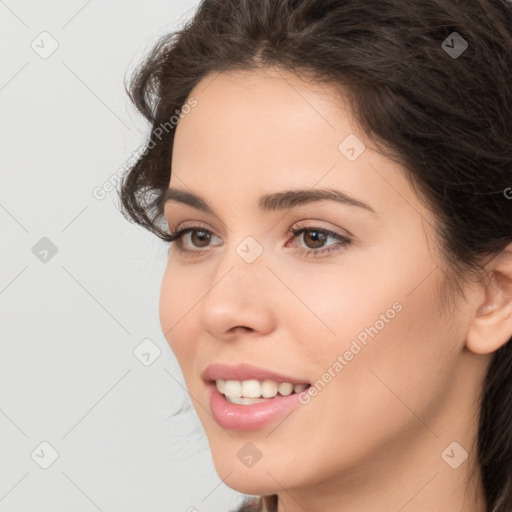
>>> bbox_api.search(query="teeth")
[215,379,308,399]
[223,380,241,397]
[241,379,262,398]
[216,379,226,394]
[278,382,294,396]
[294,383,307,393]
[226,396,268,405]
[261,379,278,398]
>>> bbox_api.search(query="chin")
[209,451,293,495]
[221,473,280,497]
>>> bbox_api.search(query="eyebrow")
[162,187,376,215]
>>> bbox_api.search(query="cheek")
[290,242,456,414]
[272,257,400,348]
[308,267,457,442]
[158,264,200,365]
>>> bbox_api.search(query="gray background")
[0,1,251,510]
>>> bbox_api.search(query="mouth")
[202,363,312,429]
[212,378,311,405]
[206,378,312,430]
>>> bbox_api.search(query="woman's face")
[159,68,479,498]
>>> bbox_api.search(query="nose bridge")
[198,232,276,337]
[208,232,268,304]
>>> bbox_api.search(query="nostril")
[233,326,252,332]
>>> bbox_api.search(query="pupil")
[306,230,325,248]
[193,230,210,246]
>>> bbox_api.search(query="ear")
[466,243,512,355]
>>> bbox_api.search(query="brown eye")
[169,225,222,255]
[189,229,211,247]
[168,223,351,258]
[289,225,352,257]
[301,229,327,249]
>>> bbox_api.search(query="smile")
[216,378,309,403]
[207,380,311,430]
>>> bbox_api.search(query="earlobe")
[466,246,512,355]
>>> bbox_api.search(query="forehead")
[178,67,356,145]
[172,68,365,184]
[168,67,433,233]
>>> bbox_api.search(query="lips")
[201,362,310,385]
[202,363,312,430]
[207,380,308,430]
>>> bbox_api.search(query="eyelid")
[168,220,352,258]
[171,219,213,233]
[169,219,350,238]
[168,221,223,248]
[287,222,352,252]
[290,219,353,239]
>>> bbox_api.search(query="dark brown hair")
[117,1,512,511]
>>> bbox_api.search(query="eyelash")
[167,221,352,258]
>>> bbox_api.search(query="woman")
[117,1,512,511]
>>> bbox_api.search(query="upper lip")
[202,363,309,384]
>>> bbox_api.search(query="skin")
[159,67,512,512]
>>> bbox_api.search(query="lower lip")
[207,381,308,431]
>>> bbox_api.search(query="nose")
[198,240,278,341]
